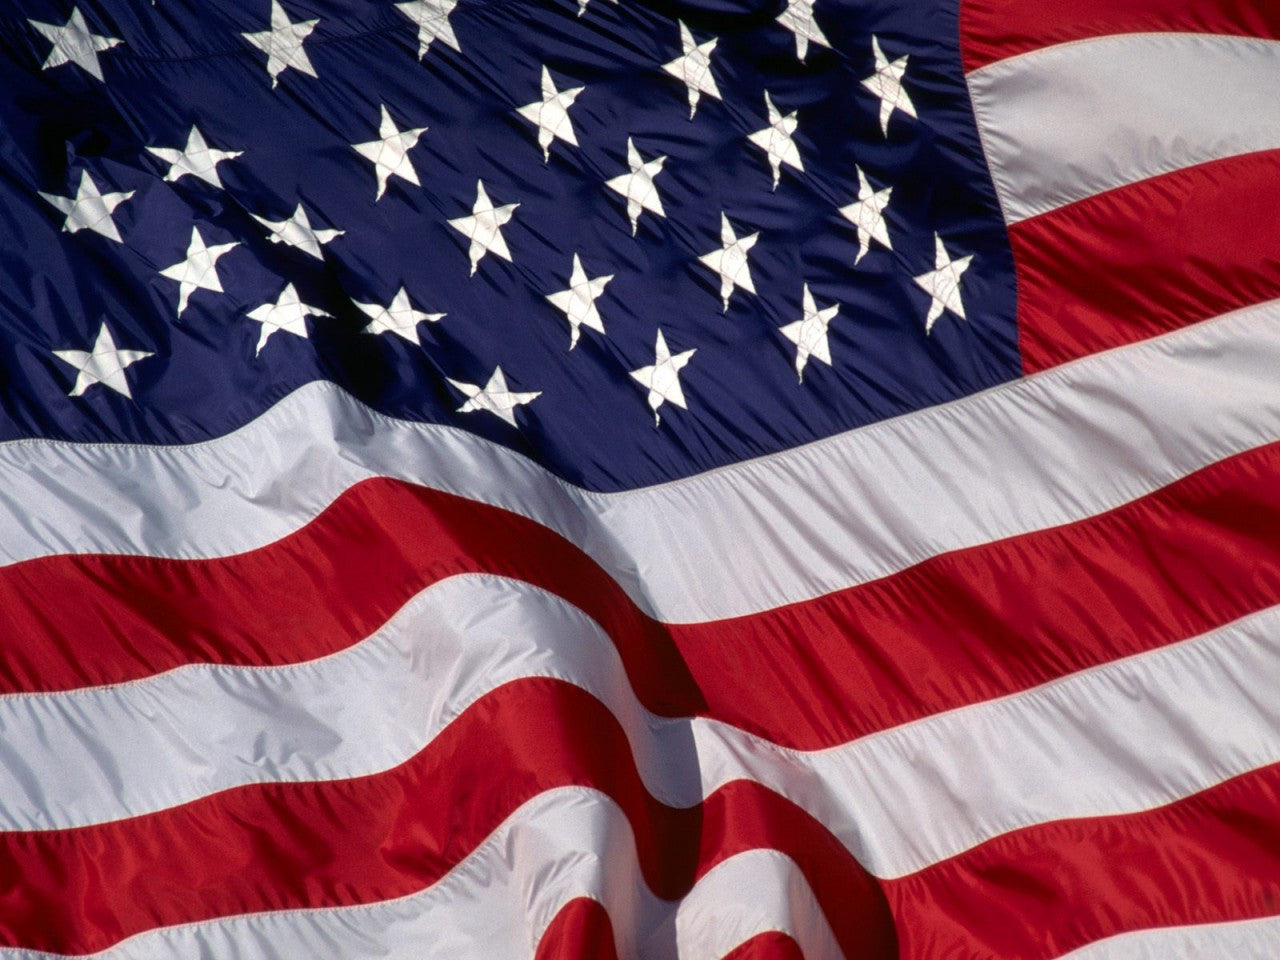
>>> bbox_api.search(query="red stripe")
[1012,150,1280,373]
[533,900,619,960]
[2,440,1280,749]
[721,933,806,960]
[0,678,897,956]
[960,0,1280,72]
[886,762,1280,959]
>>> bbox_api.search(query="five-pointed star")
[780,283,839,382]
[448,180,518,275]
[517,66,584,163]
[662,21,720,119]
[39,170,134,243]
[630,329,695,426]
[146,126,242,189]
[159,226,239,317]
[776,0,828,62]
[251,203,343,259]
[355,286,443,346]
[394,0,460,59]
[697,212,760,311]
[447,366,540,427]
[862,35,916,136]
[247,282,331,356]
[242,0,319,88]
[546,254,613,350]
[913,234,973,334]
[352,104,428,201]
[839,166,893,264]
[747,91,803,190]
[53,321,153,399]
[28,7,121,81]
[605,137,667,235]
[577,0,615,15]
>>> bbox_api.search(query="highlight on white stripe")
[0,300,1277,625]
[0,788,839,960]
[10,573,1280,882]
[1059,914,1280,960]
[968,33,1280,221]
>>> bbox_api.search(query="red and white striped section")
[962,0,1280,371]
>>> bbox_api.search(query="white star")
[747,91,803,190]
[242,0,318,88]
[839,166,893,264]
[517,66,584,163]
[28,8,121,82]
[447,366,540,427]
[448,180,518,275]
[697,212,759,311]
[577,0,615,15]
[913,234,973,334]
[779,283,839,383]
[352,104,428,202]
[394,0,459,59]
[546,254,612,350]
[630,329,695,427]
[355,286,443,346]
[159,226,239,317]
[775,0,828,62]
[862,35,916,136]
[247,282,331,356]
[251,203,343,259]
[662,21,720,119]
[146,126,242,189]
[53,322,152,399]
[605,137,667,235]
[39,170,134,243]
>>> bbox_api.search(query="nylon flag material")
[0,0,1277,957]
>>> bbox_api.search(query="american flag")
[0,0,1277,955]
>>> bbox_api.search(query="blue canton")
[0,0,1018,490]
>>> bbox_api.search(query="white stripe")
[968,33,1280,222]
[1060,915,1280,959]
[0,301,1278,624]
[0,788,840,960]
[9,574,1280,881]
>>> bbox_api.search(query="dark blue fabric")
[0,0,1017,490]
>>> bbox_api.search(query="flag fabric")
[0,0,1277,956]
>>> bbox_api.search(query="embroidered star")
[577,0,615,15]
[242,0,319,88]
[630,329,695,427]
[28,8,121,82]
[546,254,612,350]
[352,104,428,202]
[913,234,973,334]
[53,322,152,399]
[747,91,803,190]
[394,0,460,59]
[355,286,443,346]
[447,366,540,427]
[39,170,134,243]
[159,226,239,317]
[247,282,331,356]
[776,0,828,62]
[697,212,759,311]
[605,137,667,235]
[517,66,584,163]
[251,204,343,259]
[839,166,893,264]
[862,35,916,136]
[780,283,839,383]
[662,21,720,119]
[146,126,242,190]
[448,180,518,275]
